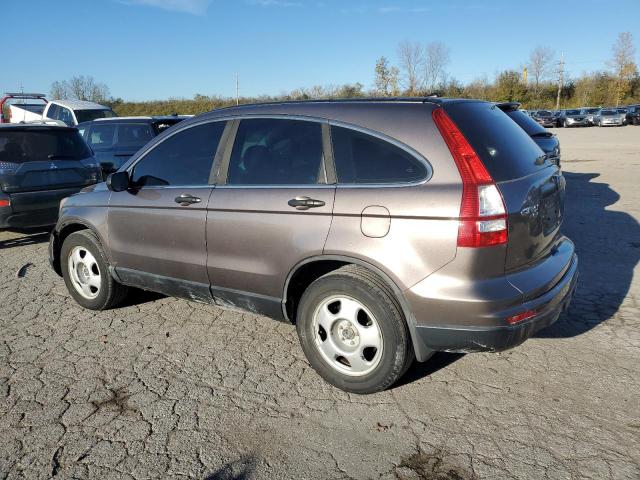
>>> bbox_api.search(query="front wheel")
[296,265,415,394]
[61,230,128,310]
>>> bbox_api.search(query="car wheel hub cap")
[312,295,383,377]
[68,246,101,300]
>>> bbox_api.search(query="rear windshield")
[75,109,117,123]
[505,110,548,136]
[0,129,91,163]
[444,102,547,182]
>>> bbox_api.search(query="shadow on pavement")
[0,228,51,250]
[119,288,166,307]
[394,353,465,389]
[205,455,257,480]
[537,172,640,338]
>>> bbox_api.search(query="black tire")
[61,230,128,310]
[296,265,415,394]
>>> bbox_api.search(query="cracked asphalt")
[1,126,639,479]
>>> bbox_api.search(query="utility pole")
[555,52,564,111]
[235,73,239,106]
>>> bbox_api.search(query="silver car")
[580,108,601,126]
[597,109,626,127]
[563,109,589,127]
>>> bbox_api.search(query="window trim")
[217,115,331,188]
[328,120,433,188]
[124,118,228,189]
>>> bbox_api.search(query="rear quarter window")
[331,126,428,184]
[444,102,548,182]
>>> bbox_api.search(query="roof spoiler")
[495,102,521,112]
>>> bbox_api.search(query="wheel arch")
[283,255,433,362]
[51,219,109,277]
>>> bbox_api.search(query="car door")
[206,117,335,318]
[108,120,226,301]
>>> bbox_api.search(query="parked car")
[580,107,601,126]
[597,109,626,127]
[551,110,566,127]
[0,123,102,229]
[532,110,556,127]
[77,116,189,173]
[563,109,590,127]
[43,100,116,126]
[0,92,48,124]
[49,98,577,394]
[497,102,561,166]
[625,105,640,125]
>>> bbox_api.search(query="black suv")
[0,124,101,229]
[625,105,640,125]
[77,116,189,174]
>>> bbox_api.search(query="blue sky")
[3,0,639,101]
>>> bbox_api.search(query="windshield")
[537,111,552,116]
[75,109,117,123]
[582,108,600,114]
[601,110,616,115]
[0,129,91,163]
[565,110,581,115]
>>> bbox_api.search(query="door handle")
[287,196,326,210]
[174,194,202,206]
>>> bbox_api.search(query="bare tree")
[374,56,400,96]
[49,76,110,103]
[608,32,638,106]
[528,46,555,96]
[424,42,450,92]
[397,41,423,94]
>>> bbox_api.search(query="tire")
[296,265,415,394]
[563,120,569,128]
[61,230,128,310]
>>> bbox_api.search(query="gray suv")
[49,99,578,394]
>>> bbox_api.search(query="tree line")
[50,32,639,117]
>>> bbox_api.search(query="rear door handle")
[175,194,202,206]
[288,196,326,210]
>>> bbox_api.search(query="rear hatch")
[0,127,100,195]
[444,101,565,271]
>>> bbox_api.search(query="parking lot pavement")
[1,127,639,480]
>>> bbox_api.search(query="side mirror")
[106,171,130,192]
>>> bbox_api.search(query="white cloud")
[120,0,213,15]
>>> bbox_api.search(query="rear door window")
[331,126,427,184]
[227,119,323,185]
[131,121,224,187]
[444,102,548,182]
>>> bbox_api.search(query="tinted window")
[0,129,92,163]
[228,119,323,185]
[445,102,547,182]
[131,121,224,187]
[75,109,117,123]
[331,126,427,184]
[117,123,154,147]
[59,107,74,125]
[88,124,116,149]
[505,110,548,136]
[47,104,60,120]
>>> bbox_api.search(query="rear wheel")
[296,265,414,394]
[61,230,128,310]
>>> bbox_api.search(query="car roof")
[76,116,190,128]
[50,99,111,110]
[0,123,76,132]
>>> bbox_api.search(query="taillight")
[432,108,508,248]
[0,199,10,207]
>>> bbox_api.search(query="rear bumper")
[406,238,578,356]
[0,187,80,229]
